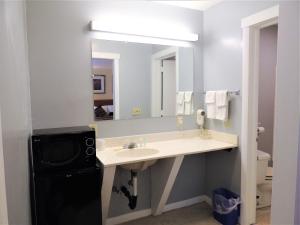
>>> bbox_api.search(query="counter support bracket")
[151,156,184,216]
[102,166,116,225]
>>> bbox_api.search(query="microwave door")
[39,135,82,168]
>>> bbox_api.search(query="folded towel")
[205,91,216,119]
[177,92,185,115]
[184,91,193,102]
[177,92,185,104]
[184,92,193,115]
[206,103,216,119]
[205,91,216,103]
[216,90,229,121]
[216,90,228,107]
[216,106,228,121]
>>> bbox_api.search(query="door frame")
[240,5,279,225]
[92,52,120,120]
[151,47,178,117]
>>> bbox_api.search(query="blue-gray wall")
[27,1,203,132]
[296,5,300,222]
[92,40,153,120]
[26,1,204,218]
[203,0,277,196]
[0,1,32,225]
[271,2,299,224]
[296,124,300,225]
[92,41,195,120]
[26,1,300,223]
[203,2,300,224]
[178,48,194,91]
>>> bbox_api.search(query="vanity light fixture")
[90,20,198,46]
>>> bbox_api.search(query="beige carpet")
[121,203,221,225]
[256,207,271,225]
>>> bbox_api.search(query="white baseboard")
[163,195,207,212]
[106,195,212,225]
[202,195,212,206]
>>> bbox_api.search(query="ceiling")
[154,0,222,11]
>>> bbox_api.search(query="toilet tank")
[257,150,271,184]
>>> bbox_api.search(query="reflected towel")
[177,92,185,115]
[184,91,193,115]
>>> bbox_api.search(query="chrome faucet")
[123,142,138,149]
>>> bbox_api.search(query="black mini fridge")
[30,126,102,225]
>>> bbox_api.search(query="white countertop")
[97,130,238,167]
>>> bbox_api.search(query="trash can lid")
[257,150,271,160]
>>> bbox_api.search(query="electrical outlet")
[89,123,98,137]
[132,107,142,116]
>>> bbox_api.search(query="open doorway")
[241,5,279,225]
[256,24,278,224]
[91,52,120,120]
[151,47,178,117]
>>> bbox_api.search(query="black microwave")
[31,126,96,173]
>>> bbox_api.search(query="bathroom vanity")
[96,129,238,225]
[90,21,239,225]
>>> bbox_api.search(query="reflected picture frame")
[93,75,105,94]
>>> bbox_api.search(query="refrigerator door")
[33,168,101,225]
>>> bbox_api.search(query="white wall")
[258,25,278,161]
[0,1,32,225]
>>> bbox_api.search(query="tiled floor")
[256,207,271,225]
[121,203,271,225]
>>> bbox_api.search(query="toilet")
[256,150,273,208]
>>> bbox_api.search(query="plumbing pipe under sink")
[120,171,138,210]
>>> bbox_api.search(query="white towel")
[176,92,185,115]
[177,92,185,104]
[205,91,216,119]
[205,91,216,103]
[184,91,193,115]
[216,90,228,107]
[216,90,229,121]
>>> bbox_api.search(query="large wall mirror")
[91,40,194,121]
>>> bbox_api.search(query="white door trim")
[241,5,279,28]
[92,52,120,120]
[241,6,279,225]
[151,47,179,117]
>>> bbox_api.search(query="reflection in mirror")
[91,40,194,121]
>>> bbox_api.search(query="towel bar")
[202,90,240,96]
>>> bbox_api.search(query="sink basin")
[116,148,159,171]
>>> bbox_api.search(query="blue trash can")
[212,188,241,225]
